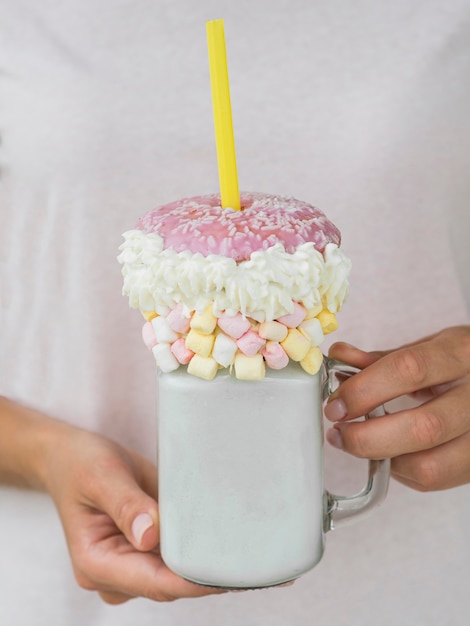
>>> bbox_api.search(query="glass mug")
[156,357,390,589]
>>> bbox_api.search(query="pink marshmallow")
[236,330,266,356]
[262,341,289,370]
[142,322,157,350]
[217,312,251,339]
[166,303,191,333]
[276,301,307,328]
[170,337,194,364]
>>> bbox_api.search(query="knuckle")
[114,495,136,528]
[145,589,176,603]
[410,457,443,492]
[392,348,428,387]
[98,592,130,605]
[73,566,97,592]
[343,425,369,459]
[71,543,102,592]
[345,375,368,406]
[456,331,470,364]
[409,409,446,448]
[158,594,177,603]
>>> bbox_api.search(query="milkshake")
[118,191,355,587]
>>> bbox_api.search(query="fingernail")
[327,427,344,450]
[132,513,154,545]
[324,398,347,421]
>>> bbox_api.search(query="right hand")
[325,327,470,491]
[42,422,224,604]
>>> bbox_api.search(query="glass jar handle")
[322,357,390,532]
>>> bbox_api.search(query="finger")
[98,590,134,605]
[86,544,225,601]
[329,329,446,365]
[328,342,386,369]
[84,454,159,552]
[325,329,470,421]
[326,382,470,459]
[392,430,470,491]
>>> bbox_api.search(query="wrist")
[0,397,73,491]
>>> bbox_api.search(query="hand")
[43,424,224,604]
[324,326,470,492]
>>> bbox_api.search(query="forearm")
[0,396,69,490]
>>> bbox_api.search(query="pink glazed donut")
[136,191,341,261]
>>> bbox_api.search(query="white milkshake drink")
[119,191,388,588]
[157,364,325,588]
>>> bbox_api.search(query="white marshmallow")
[212,333,238,367]
[152,343,180,373]
[151,315,179,343]
[299,318,325,346]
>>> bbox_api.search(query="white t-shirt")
[1,1,469,625]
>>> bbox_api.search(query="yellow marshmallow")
[317,309,338,334]
[280,328,311,362]
[234,353,266,381]
[304,304,323,320]
[187,355,218,381]
[141,310,158,322]
[190,305,217,334]
[300,346,324,375]
[185,329,215,357]
[259,321,288,342]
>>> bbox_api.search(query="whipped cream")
[118,230,351,321]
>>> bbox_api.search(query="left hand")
[42,423,225,604]
[325,326,470,491]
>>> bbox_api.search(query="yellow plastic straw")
[206,19,240,211]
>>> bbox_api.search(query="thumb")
[129,510,159,551]
[89,455,160,552]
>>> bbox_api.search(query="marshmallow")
[262,341,289,370]
[236,330,266,356]
[190,305,217,334]
[258,320,288,342]
[234,353,266,381]
[142,322,157,350]
[281,328,311,361]
[185,329,215,357]
[217,312,251,338]
[299,318,325,346]
[166,303,191,333]
[187,354,218,381]
[212,333,238,367]
[276,301,307,328]
[141,310,158,322]
[151,315,180,343]
[300,346,324,375]
[170,337,194,364]
[249,310,266,323]
[152,343,180,373]
[317,309,338,334]
[304,304,323,320]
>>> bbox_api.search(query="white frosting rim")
[118,230,351,321]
